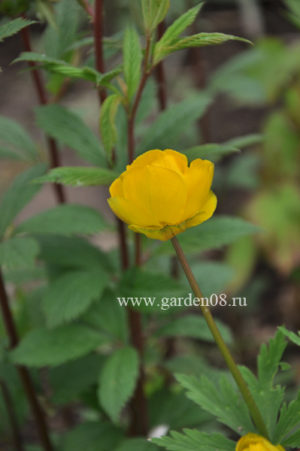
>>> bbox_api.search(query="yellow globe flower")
[108,149,217,241]
[236,434,285,451]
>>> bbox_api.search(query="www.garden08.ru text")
[116,293,247,311]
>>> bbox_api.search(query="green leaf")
[34,166,118,186]
[183,143,239,163]
[0,116,38,161]
[14,52,121,87]
[43,0,80,59]
[153,3,203,65]
[286,0,300,29]
[278,325,300,346]
[0,18,35,42]
[156,315,232,344]
[158,216,259,255]
[83,289,128,343]
[142,0,170,33]
[185,262,234,297]
[98,346,139,422]
[100,94,122,157]
[273,392,300,444]
[118,267,185,312]
[36,105,106,166]
[62,421,124,451]
[116,439,159,451]
[149,388,212,430]
[137,94,212,154]
[16,204,108,236]
[176,373,254,435]
[239,365,285,439]
[257,330,287,388]
[225,133,262,149]
[0,237,39,270]
[282,428,300,448]
[36,235,113,272]
[0,164,46,239]
[123,27,142,100]
[11,325,105,367]
[154,32,251,64]
[42,269,108,328]
[49,354,104,405]
[153,429,235,451]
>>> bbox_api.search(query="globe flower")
[236,434,285,451]
[108,149,217,240]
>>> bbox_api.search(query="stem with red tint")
[0,271,53,451]
[20,25,66,205]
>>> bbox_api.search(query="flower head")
[108,149,217,240]
[236,434,285,451]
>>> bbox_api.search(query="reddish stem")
[0,271,53,451]
[20,26,66,204]
[155,22,167,110]
[0,380,24,451]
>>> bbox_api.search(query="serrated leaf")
[154,32,251,64]
[137,94,212,154]
[116,439,159,451]
[152,429,235,451]
[11,325,105,367]
[278,325,300,346]
[36,235,113,272]
[155,314,232,344]
[239,365,285,439]
[155,4,202,50]
[16,204,108,236]
[176,373,254,435]
[14,52,121,87]
[62,421,124,451]
[0,18,35,42]
[98,346,139,422]
[49,354,104,405]
[118,267,185,312]
[0,164,46,239]
[0,116,38,161]
[83,289,128,343]
[149,388,212,430]
[157,216,259,255]
[36,105,106,166]
[123,27,142,100]
[34,166,118,187]
[258,330,287,387]
[100,94,121,157]
[42,269,108,327]
[142,0,170,33]
[0,237,39,270]
[282,429,300,447]
[273,392,300,443]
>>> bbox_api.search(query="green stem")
[171,236,269,438]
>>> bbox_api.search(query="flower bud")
[108,149,217,240]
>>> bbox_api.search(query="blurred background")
[0,0,300,448]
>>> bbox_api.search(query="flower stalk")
[171,236,269,438]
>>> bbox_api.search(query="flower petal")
[186,191,217,228]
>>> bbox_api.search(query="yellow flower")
[236,434,285,451]
[108,149,217,241]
